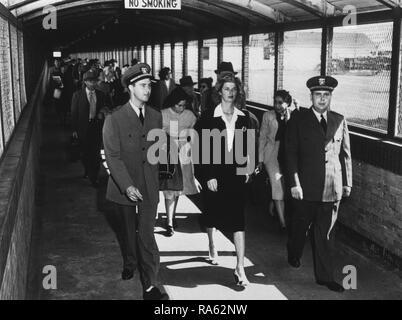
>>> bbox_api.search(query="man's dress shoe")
[143,287,169,300]
[317,281,345,293]
[288,257,301,268]
[121,268,134,280]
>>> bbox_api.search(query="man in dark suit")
[102,63,168,300]
[71,69,109,187]
[150,67,176,109]
[285,76,352,293]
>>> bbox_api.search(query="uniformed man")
[285,76,352,293]
[102,63,168,300]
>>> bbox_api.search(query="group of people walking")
[52,54,353,299]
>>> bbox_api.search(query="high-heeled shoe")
[233,269,250,287]
[208,247,219,265]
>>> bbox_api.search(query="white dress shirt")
[86,87,97,120]
[129,100,145,118]
[213,104,245,152]
[312,107,328,123]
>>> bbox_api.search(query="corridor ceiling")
[1,0,399,49]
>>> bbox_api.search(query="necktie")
[89,91,96,120]
[139,107,144,125]
[320,115,327,134]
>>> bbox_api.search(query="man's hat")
[179,75,197,87]
[83,69,99,81]
[215,61,238,75]
[121,63,152,87]
[306,76,338,92]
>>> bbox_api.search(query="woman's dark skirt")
[201,168,246,233]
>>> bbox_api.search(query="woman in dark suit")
[195,73,253,287]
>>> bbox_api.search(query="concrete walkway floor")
[28,110,402,300]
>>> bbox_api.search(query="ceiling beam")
[280,0,336,17]
[376,0,400,9]
[23,3,119,22]
[210,0,291,23]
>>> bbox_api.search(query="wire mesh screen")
[223,36,242,80]
[187,40,198,83]
[163,43,172,70]
[154,44,161,79]
[174,42,183,82]
[0,17,14,147]
[248,33,275,105]
[283,28,322,108]
[202,38,217,85]
[10,24,21,122]
[330,23,393,132]
[399,31,402,137]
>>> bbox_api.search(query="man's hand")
[207,179,218,192]
[72,131,78,139]
[194,178,202,193]
[291,186,303,200]
[342,186,352,198]
[126,186,143,202]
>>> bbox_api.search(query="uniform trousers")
[287,199,339,283]
[81,120,102,181]
[109,189,159,290]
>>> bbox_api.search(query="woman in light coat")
[258,90,296,230]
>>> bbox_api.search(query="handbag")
[68,135,80,162]
[53,88,62,99]
[159,135,183,191]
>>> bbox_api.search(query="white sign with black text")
[124,0,181,10]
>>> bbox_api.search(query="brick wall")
[339,160,402,259]
[0,61,45,299]
[0,137,36,299]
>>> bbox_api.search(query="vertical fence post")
[275,31,284,94]
[171,42,175,82]
[388,8,402,138]
[160,43,164,69]
[183,39,188,77]
[321,23,333,76]
[151,44,155,77]
[218,34,223,66]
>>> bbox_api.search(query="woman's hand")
[207,179,218,192]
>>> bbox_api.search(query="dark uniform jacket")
[285,107,352,202]
[102,102,162,206]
